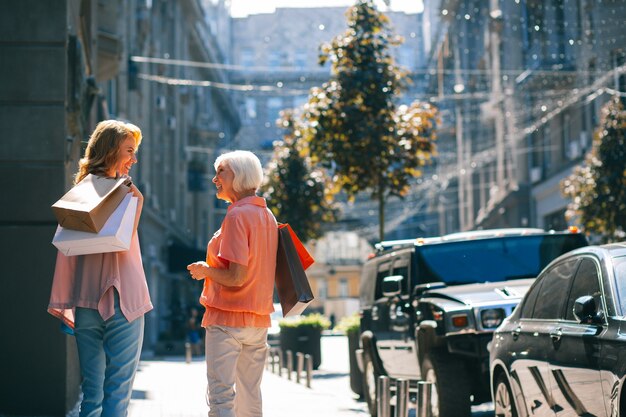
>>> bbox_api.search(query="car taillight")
[451,314,469,328]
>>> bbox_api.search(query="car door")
[549,256,606,417]
[371,260,395,369]
[509,259,579,417]
[385,251,421,378]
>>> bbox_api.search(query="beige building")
[305,231,373,325]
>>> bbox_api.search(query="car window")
[413,234,587,285]
[393,255,410,295]
[520,278,542,319]
[374,261,392,299]
[532,259,578,320]
[565,257,603,321]
[613,256,626,316]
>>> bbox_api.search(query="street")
[126,335,495,417]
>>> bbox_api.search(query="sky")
[229,0,424,18]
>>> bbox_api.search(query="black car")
[490,243,626,417]
[356,228,588,417]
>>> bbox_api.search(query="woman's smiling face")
[110,135,138,177]
[212,162,236,202]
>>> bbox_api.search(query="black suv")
[356,228,588,417]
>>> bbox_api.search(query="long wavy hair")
[74,120,142,184]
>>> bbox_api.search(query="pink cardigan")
[48,234,153,328]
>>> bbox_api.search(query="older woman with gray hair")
[187,150,278,417]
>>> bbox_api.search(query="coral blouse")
[200,196,278,328]
[48,234,153,328]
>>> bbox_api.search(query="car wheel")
[421,352,471,417]
[494,374,517,417]
[362,350,379,417]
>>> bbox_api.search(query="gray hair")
[214,150,263,192]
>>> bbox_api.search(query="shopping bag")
[275,224,315,317]
[52,194,137,256]
[51,174,131,233]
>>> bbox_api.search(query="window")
[245,98,256,119]
[374,262,392,299]
[397,47,414,69]
[294,49,307,68]
[520,279,542,319]
[318,280,327,300]
[565,258,602,321]
[532,259,578,319]
[268,51,281,68]
[240,48,254,67]
[393,255,411,294]
[267,97,283,124]
[339,278,349,298]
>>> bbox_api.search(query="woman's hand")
[128,182,144,203]
[187,261,210,280]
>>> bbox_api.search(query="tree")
[303,0,438,241]
[262,110,337,243]
[561,97,626,242]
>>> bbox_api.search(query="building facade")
[0,0,237,413]
[421,0,626,234]
[230,6,431,242]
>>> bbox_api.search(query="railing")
[377,376,434,417]
[266,347,313,388]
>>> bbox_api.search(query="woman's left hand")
[128,183,144,203]
[187,261,210,280]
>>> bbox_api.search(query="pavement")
[128,336,369,417]
[126,355,367,417]
[2,335,491,417]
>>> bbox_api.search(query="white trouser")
[205,325,268,417]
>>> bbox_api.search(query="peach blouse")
[48,234,153,328]
[200,196,278,328]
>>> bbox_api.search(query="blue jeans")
[74,291,144,417]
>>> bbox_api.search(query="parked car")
[490,243,626,417]
[356,228,588,417]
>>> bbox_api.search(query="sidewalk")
[128,355,368,417]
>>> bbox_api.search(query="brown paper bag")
[52,194,137,256]
[51,174,131,233]
[275,224,315,317]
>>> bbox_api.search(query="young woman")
[187,150,278,417]
[48,120,153,417]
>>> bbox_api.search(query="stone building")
[0,0,237,414]
[229,6,425,160]
[421,0,626,234]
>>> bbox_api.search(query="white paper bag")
[52,194,138,256]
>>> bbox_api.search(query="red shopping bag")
[275,224,315,317]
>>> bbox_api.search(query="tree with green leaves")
[303,0,438,241]
[262,110,337,243]
[561,97,626,242]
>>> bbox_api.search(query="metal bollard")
[395,379,409,417]
[296,352,304,384]
[271,349,278,373]
[377,376,391,417]
[417,381,433,417]
[305,354,312,388]
[286,350,293,380]
[277,349,284,377]
[185,342,192,364]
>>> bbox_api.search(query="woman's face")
[110,135,138,177]
[212,162,236,202]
